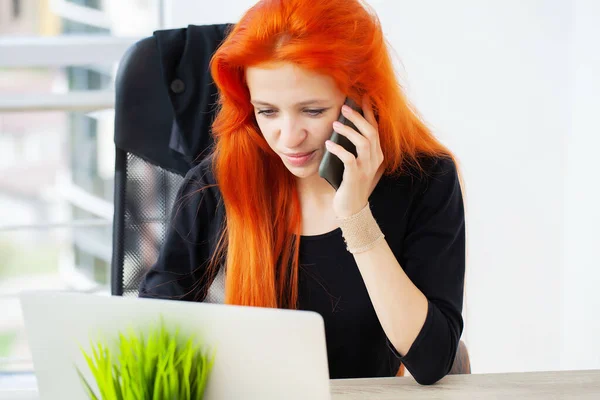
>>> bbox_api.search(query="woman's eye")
[305,108,326,117]
[257,108,327,117]
[257,109,276,117]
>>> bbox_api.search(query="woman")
[140,0,465,385]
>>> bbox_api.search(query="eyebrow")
[250,99,330,107]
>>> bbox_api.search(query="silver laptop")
[19,291,331,400]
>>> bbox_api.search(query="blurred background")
[0,0,161,372]
[0,0,598,376]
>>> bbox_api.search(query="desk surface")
[331,369,600,399]
[1,369,598,399]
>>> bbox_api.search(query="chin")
[281,162,317,178]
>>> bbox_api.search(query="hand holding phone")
[318,97,364,190]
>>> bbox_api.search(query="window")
[0,0,162,373]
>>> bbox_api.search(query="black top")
[139,154,465,385]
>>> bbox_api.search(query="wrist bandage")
[337,203,385,254]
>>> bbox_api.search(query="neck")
[295,173,339,236]
[295,173,336,207]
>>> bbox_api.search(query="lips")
[284,151,314,158]
[282,150,317,167]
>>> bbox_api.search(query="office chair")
[111,24,231,296]
[451,340,471,374]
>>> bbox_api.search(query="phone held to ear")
[318,97,364,190]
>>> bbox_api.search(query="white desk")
[1,369,599,399]
[331,369,600,399]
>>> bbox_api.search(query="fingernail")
[333,121,342,129]
[342,105,351,114]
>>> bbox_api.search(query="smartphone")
[318,97,364,190]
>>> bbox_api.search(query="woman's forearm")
[353,237,428,356]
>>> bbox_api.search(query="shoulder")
[375,154,463,229]
[402,154,464,224]
[179,154,221,201]
[413,154,460,196]
[173,154,223,226]
[383,154,459,195]
[185,154,218,186]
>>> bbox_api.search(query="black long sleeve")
[138,155,466,383]
[390,156,466,384]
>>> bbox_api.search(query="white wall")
[374,1,569,374]
[163,0,258,28]
[562,0,600,371]
[163,0,599,374]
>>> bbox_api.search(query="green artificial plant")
[76,318,215,400]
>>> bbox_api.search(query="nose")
[279,115,307,149]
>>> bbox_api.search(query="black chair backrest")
[111,25,231,296]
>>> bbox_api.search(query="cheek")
[309,119,334,143]
[256,120,276,145]
[256,120,272,142]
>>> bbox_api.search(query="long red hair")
[207,0,453,309]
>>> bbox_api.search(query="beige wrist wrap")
[337,203,385,254]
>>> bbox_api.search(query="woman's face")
[245,62,346,180]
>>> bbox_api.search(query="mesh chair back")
[112,151,184,296]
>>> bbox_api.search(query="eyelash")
[257,108,327,117]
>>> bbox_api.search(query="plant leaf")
[76,367,99,400]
